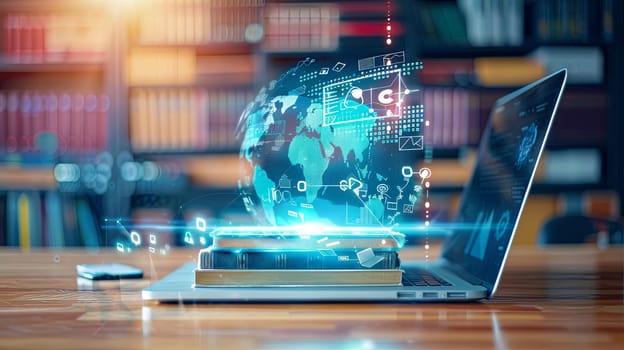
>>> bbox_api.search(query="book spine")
[70,93,84,152]
[76,199,99,248]
[6,92,20,152]
[84,94,98,152]
[45,191,65,247]
[19,92,33,152]
[0,93,6,151]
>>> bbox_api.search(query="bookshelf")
[1,0,622,248]
[0,0,114,248]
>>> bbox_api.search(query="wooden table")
[0,246,622,349]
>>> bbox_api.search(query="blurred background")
[0,0,622,249]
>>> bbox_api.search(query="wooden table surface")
[0,245,622,349]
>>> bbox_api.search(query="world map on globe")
[236,55,426,229]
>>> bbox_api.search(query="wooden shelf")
[0,165,56,190]
[0,62,104,73]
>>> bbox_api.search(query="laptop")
[143,68,567,302]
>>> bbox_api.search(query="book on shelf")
[0,91,108,154]
[1,191,105,248]
[129,87,253,152]
[136,0,264,45]
[458,0,524,46]
[531,0,601,43]
[1,13,107,63]
[194,268,403,286]
[423,87,477,148]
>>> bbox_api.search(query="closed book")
[6,92,19,152]
[44,93,58,149]
[76,198,99,248]
[0,94,6,150]
[211,229,405,250]
[474,57,545,86]
[84,94,98,151]
[19,93,33,152]
[199,247,400,270]
[194,268,403,286]
[57,93,72,153]
[45,191,65,247]
[70,93,84,152]
[97,95,109,150]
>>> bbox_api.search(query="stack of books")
[194,227,405,286]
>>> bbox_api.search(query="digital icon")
[496,210,511,240]
[199,237,207,245]
[403,204,414,213]
[323,69,403,126]
[387,201,398,210]
[184,232,194,245]
[296,180,307,192]
[130,231,141,246]
[377,183,389,195]
[358,51,406,71]
[357,248,385,268]
[401,165,414,177]
[319,67,330,75]
[195,217,207,232]
[339,177,364,195]
[278,175,291,189]
[149,234,157,245]
[332,62,346,72]
[398,135,423,151]
[516,122,538,168]
[418,167,431,180]
[116,242,125,253]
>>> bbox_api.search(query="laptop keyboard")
[402,268,452,287]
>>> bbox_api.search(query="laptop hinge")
[438,258,484,286]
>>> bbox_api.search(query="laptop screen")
[441,70,566,293]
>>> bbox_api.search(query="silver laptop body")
[143,69,567,302]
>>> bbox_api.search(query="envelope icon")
[398,136,423,151]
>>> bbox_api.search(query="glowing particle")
[405,89,410,94]
[381,239,387,245]
[386,38,392,45]
[425,221,430,226]
[326,241,340,247]
[387,25,391,31]
[425,120,430,126]
[425,181,430,188]
[425,201,430,208]
[149,234,157,245]
[425,244,430,250]
[386,125,391,132]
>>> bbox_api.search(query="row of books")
[263,2,340,52]
[129,88,254,152]
[136,0,264,45]
[0,91,108,154]
[530,0,609,43]
[127,48,257,86]
[458,0,524,46]
[423,87,479,148]
[0,191,99,248]
[1,13,107,62]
